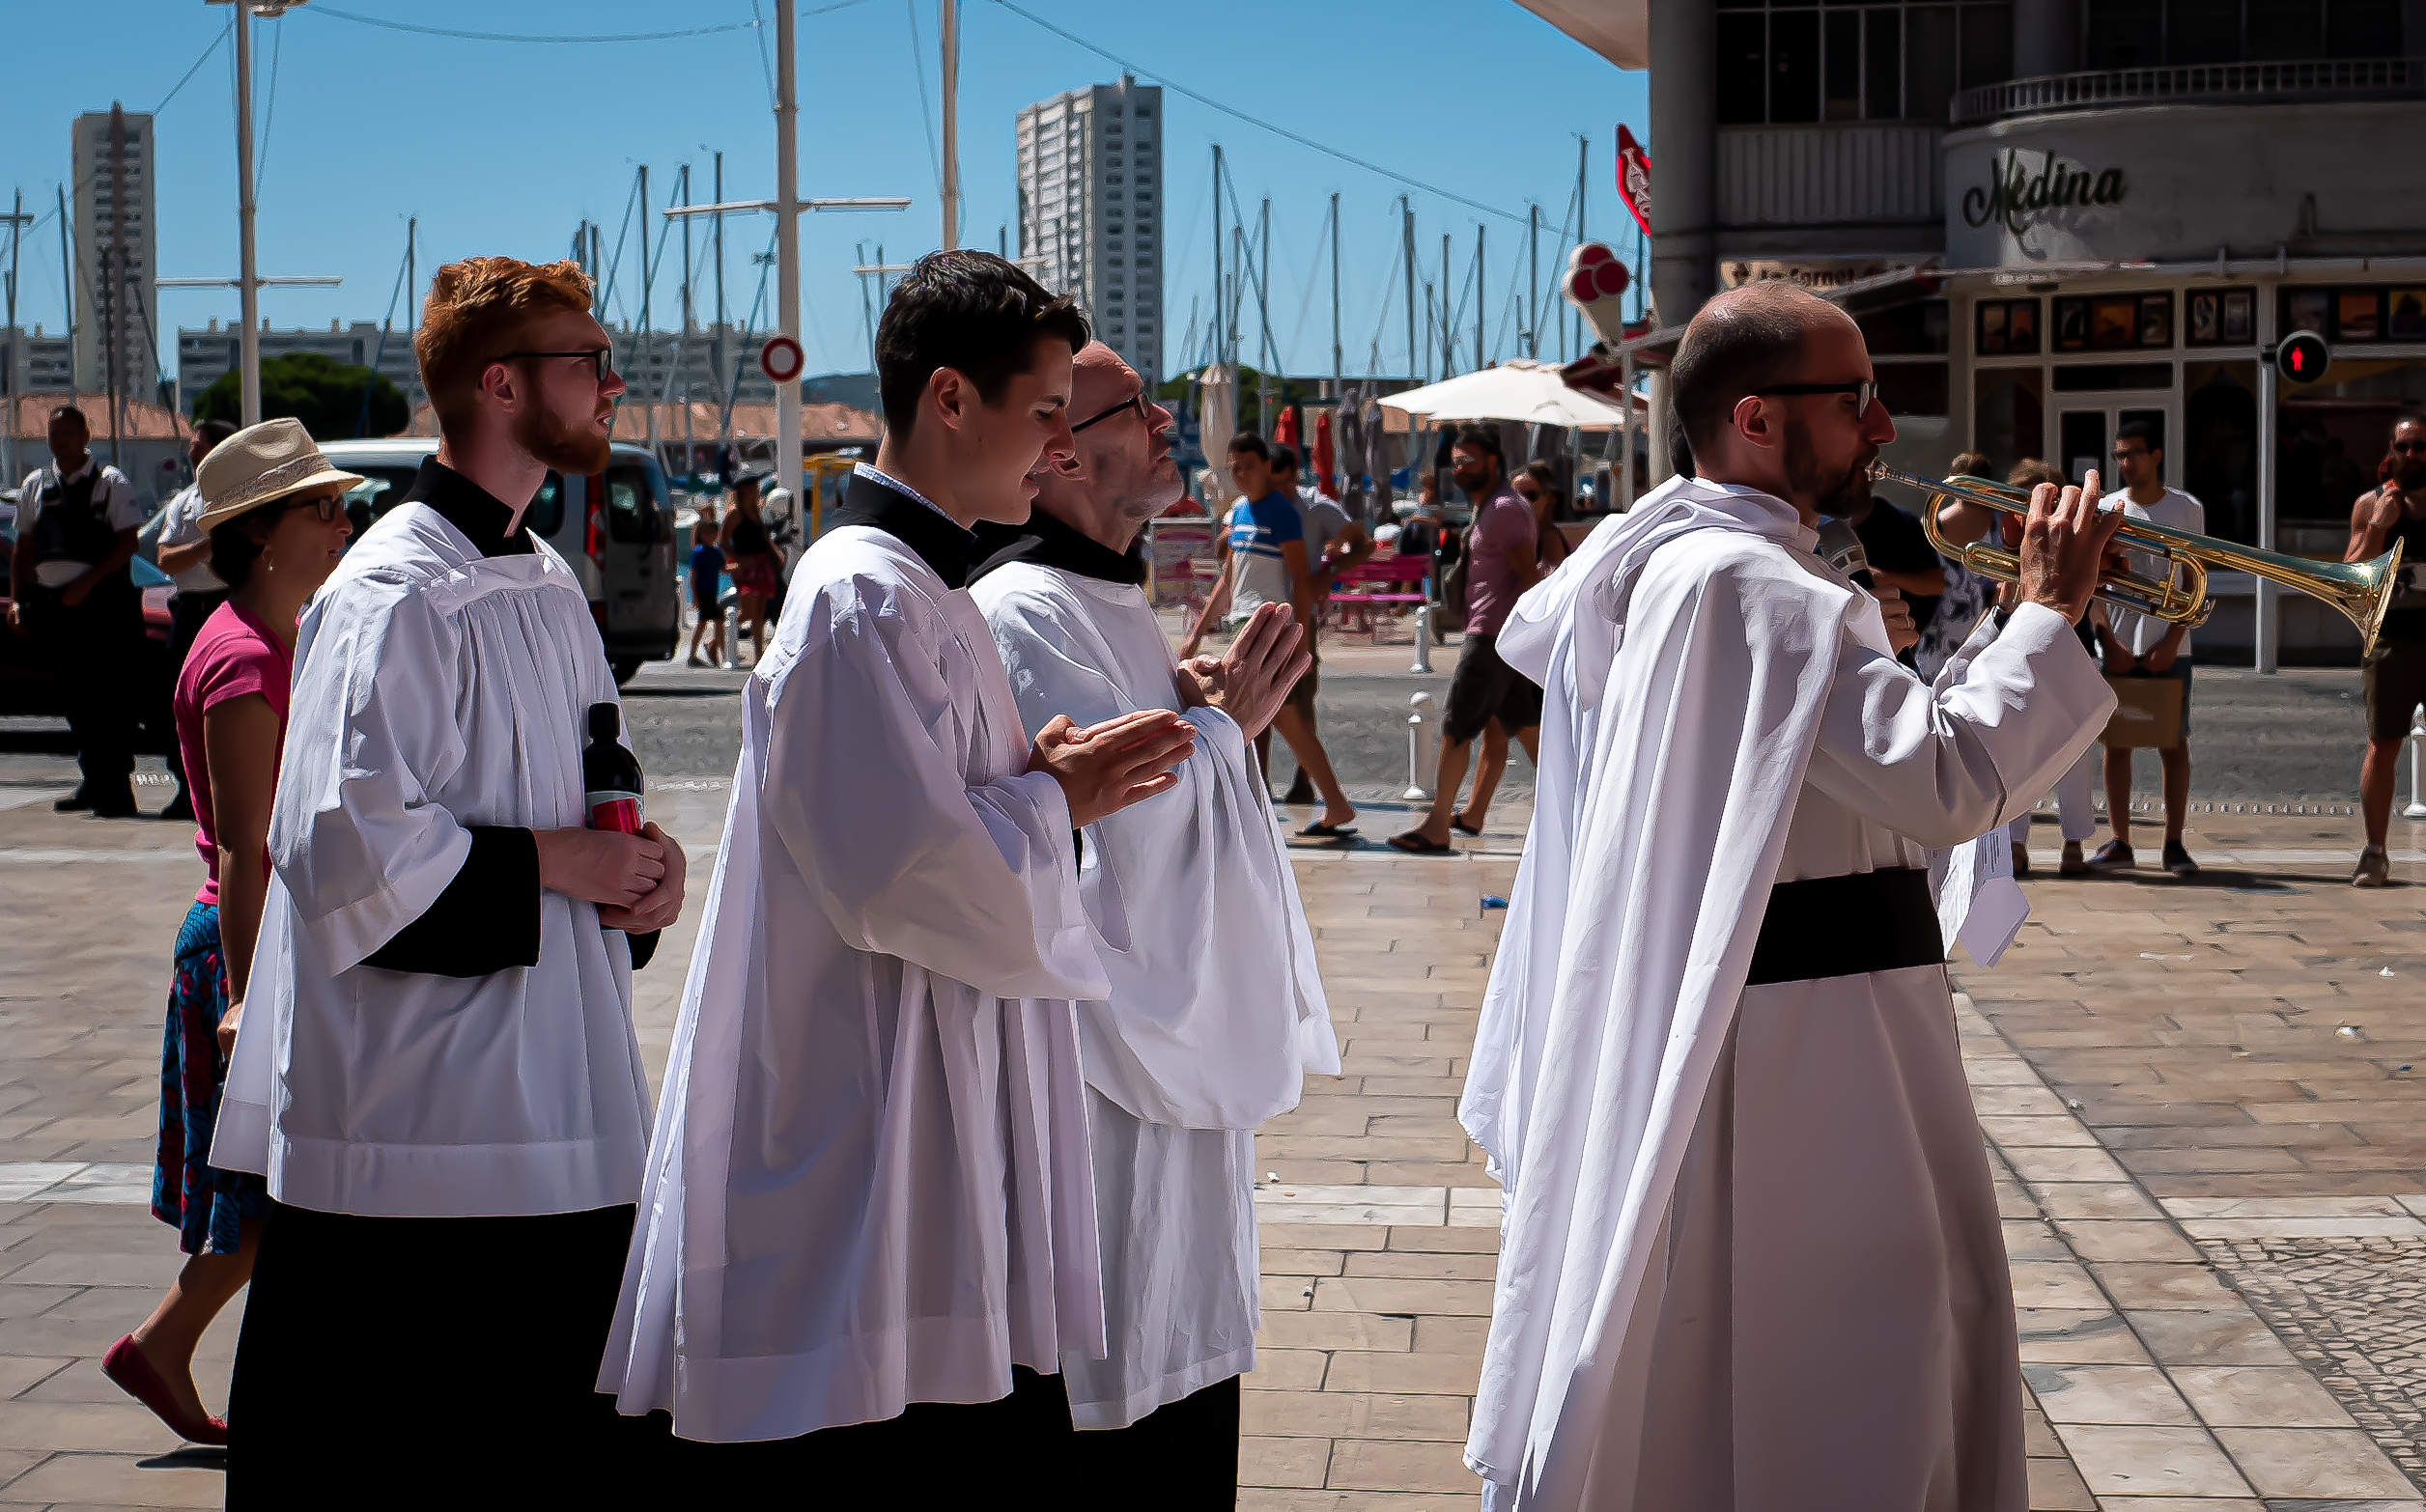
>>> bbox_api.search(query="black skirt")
[226,1199,644,1508]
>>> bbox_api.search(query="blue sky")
[0,0,1645,385]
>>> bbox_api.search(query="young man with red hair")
[213,257,685,1503]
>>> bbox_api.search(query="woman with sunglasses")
[103,419,355,1446]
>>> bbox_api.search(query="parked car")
[0,522,179,753]
[316,439,679,683]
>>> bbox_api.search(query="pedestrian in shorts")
[2351,414,2426,885]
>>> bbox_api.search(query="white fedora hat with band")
[195,417,366,532]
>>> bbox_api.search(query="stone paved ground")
[10,770,2426,1507]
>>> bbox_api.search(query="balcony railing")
[1953,56,2426,124]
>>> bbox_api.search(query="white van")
[317,438,679,684]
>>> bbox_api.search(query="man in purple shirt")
[1390,425,1542,854]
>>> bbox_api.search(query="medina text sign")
[1962,149,2125,236]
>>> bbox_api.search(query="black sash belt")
[1745,866,1945,987]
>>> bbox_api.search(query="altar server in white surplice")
[602,254,1200,1492]
[969,341,1339,1501]
[212,257,688,1507]
[1461,283,2124,1512]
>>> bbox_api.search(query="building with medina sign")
[1529,0,2426,664]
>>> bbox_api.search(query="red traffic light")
[2276,330,2330,383]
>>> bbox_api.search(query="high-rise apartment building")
[1015,75,1162,382]
[71,105,157,401]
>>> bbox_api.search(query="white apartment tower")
[71,105,157,401]
[1016,75,1162,382]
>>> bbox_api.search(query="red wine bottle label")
[587,790,644,835]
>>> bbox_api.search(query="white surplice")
[1461,477,2114,1511]
[972,558,1338,1429]
[601,524,1110,1444]
[211,505,653,1218]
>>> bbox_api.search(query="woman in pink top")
[103,420,356,1445]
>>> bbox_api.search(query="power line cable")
[988,0,1525,227]
[155,18,232,115]
[254,15,284,198]
[300,3,863,44]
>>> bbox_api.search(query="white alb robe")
[212,505,653,1218]
[1462,478,2114,1511]
[973,558,1338,1429]
[600,524,1110,1443]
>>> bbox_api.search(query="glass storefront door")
[2056,405,2169,493]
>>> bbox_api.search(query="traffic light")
[2276,330,2330,383]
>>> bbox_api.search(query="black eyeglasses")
[1752,379,1876,417]
[1071,389,1152,434]
[275,491,346,523]
[2395,440,2426,455]
[494,349,615,383]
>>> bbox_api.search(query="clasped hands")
[535,823,688,934]
[1173,602,1311,741]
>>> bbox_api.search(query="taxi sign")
[2276,329,2330,383]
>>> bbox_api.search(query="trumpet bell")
[1873,461,2406,657]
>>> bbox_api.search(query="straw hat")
[195,418,366,531]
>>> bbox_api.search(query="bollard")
[722,604,742,671]
[2409,704,2426,820]
[1410,603,1435,674]
[1404,691,1435,801]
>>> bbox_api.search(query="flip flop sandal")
[1386,831,1455,855]
[1299,822,1359,840]
[1450,818,1483,836]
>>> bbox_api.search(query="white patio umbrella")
[1197,364,1237,509]
[1377,357,1638,430]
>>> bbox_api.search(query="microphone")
[1815,519,1875,589]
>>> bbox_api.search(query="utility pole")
[1527,204,1539,358]
[1400,197,1415,383]
[232,2,261,423]
[775,0,801,500]
[939,0,959,249]
[679,164,694,333]
[2,189,29,486]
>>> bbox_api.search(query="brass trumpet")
[1871,461,2406,656]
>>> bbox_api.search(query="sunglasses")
[2395,441,2426,456]
[494,348,615,383]
[277,491,347,523]
[1070,389,1153,434]
[1752,379,1876,417]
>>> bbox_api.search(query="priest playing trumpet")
[1461,282,2124,1511]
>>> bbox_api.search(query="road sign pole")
[774,0,802,504]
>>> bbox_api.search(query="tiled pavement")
[10,782,2426,1509]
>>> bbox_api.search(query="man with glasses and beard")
[1459,283,2121,1512]
[2350,413,2426,886]
[969,342,1338,1502]
[213,257,685,1505]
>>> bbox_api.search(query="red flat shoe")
[101,1334,228,1445]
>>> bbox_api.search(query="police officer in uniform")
[8,406,148,817]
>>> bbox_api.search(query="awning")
[1510,0,1646,69]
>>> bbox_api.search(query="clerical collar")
[829,466,978,587]
[970,506,1146,587]
[401,457,534,557]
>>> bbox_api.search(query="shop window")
[1876,363,1949,416]
[1859,298,1949,355]
[2052,294,2174,353]
[1975,297,2042,356]
[2282,286,2426,343]
[2184,362,2262,546]
[1973,367,2045,477]
[2185,289,2257,347]
[2275,358,2426,529]
[1770,11,1821,121]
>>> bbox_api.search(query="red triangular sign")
[1616,124,1651,238]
